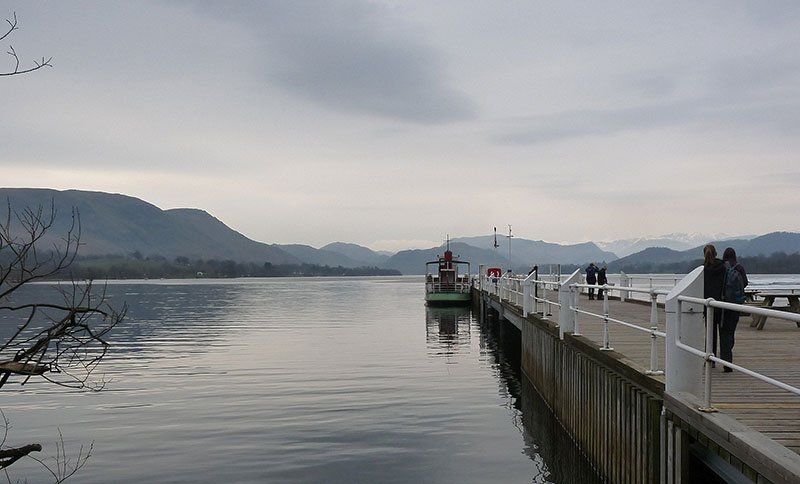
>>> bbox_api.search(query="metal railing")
[476,271,669,374]
[477,269,800,408]
[426,281,471,294]
[617,273,683,303]
[675,293,800,411]
[531,277,561,319]
[569,283,667,375]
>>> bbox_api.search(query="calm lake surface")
[3,277,599,483]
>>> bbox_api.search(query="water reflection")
[477,307,603,484]
[520,378,603,483]
[0,282,240,359]
[425,306,471,358]
[0,279,602,483]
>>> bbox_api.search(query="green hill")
[0,188,298,264]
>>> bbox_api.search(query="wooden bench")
[749,290,800,330]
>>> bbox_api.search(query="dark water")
[1,277,599,483]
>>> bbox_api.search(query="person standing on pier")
[597,265,608,299]
[703,244,726,366]
[720,247,748,372]
[585,262,599,300]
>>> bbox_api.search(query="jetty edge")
[476,267,800,483]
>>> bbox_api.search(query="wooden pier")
[477,275,800,483]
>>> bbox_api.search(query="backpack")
[723,263,745,304]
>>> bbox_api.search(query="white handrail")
[532,278,561,319]
[480,270,800,415]
[674,294,800,410]
[566,283,665,372]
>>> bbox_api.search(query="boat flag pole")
[493,227,499,269]
[507,225,513,269]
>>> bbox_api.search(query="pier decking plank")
[531,294,800,456]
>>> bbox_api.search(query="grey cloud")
[179,1,476,124]
[493,97,800,145]
[493,104,688,145]
[710,54,800,98]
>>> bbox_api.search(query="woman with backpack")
[720,247,748,372]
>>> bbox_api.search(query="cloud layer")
[2,1,799,250]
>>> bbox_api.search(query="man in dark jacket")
[597,266,608,299]
[586,263,599,300]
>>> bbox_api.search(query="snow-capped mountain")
[597,233,753,258]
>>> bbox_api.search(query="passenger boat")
[425,240,471,306]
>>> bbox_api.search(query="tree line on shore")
[60,253,401,280]
[610,251,800,275]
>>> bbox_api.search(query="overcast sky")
[3,1,799,251]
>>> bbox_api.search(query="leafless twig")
[0,199,125,479]
[0,11,53,77]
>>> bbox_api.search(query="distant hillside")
[607,247,690,273]
[717,232,800,257]
[276,244,377,268]
[596,233,748,258]
[607,232,800,272]
[0,188,298,264]
[453,235,616,265]
[321,242,391,266]
[383,242,508,275]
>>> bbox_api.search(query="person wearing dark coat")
[597,266,608,299]
[719,247,748,372]
[703,244,726,367]
[585,263,599,300]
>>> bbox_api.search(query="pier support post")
[558,269,581,339]
[665,266,704,397]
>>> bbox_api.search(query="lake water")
[1,277,600,483]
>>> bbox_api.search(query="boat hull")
[425,291,472,306]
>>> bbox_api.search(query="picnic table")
[748,289,800,330]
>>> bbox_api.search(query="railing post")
[571,285,581,336]
[702,305,717,412]
[558,269,581,338]
[620,271,629,302]
[542,282,549,318]
[647,291,664,375]
[522,270,535,317]
[665,266,705,397]
[600,288,613,351]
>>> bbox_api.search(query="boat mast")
[507,224,513,268]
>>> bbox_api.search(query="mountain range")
[607,232,800,273]
[2,188,799,275]
[595,233,747,258]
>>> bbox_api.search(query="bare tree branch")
[0,11,53,77]
[28,431,92,483]
[0,12,17,42]
[0,443,42,469]
[0,200,125,480]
